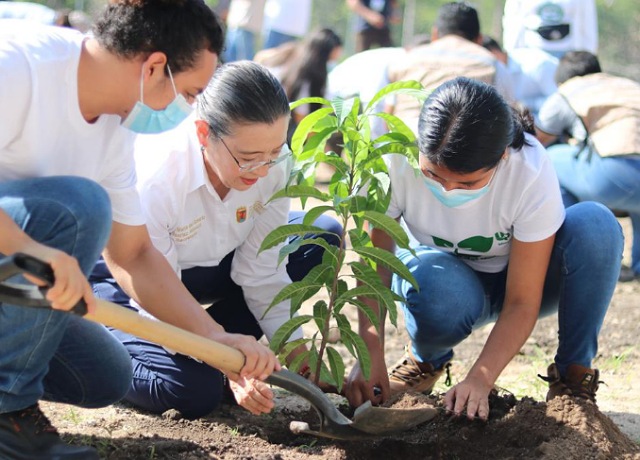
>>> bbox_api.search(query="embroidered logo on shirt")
[236,206,247,223]
[251,201,266,215]
[171,215,205,242]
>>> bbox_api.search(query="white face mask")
[122,64,193,134]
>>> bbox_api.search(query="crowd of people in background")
[1,0,639,456]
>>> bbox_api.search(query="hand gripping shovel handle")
[0,253,245,373]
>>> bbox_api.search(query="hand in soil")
[228,377,275,415]
[444,375,494,421]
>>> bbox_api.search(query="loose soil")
[43,219,640,459]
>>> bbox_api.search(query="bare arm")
[535,127,558,147]
[445,234,555,419]
[345,0,385,28]
[103,222,280,380]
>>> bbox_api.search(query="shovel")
[0,253,437,440]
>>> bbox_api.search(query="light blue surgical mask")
[122,65,193,134]
[422,168,496,208]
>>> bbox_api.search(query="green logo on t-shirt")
[431,232,512,260]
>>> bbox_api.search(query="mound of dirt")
[51,389,640,459]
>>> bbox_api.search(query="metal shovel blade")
[267,371,437,439]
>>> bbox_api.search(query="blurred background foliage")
[11,0,640,80]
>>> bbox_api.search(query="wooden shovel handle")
[87,299,246,374]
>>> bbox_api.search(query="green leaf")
[286,349,309,374]
[291,107,335,154]
[259,223,335,252]
[267,279,323,310]
[343,297,380,334]
[278,338,311,362]
[268,185,331,203]
[269,315,313,354]
[361,210,411,249]
[371,112,417,141]
[289,96,331,112]
[365,80,425,113]
[312,300,329,332]
[341,328,372,380]
[302,206,336,226]
[326,346,346,393]
[354,246,419,291]
[277,239,303,266]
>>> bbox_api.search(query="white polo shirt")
[133,120,298,340]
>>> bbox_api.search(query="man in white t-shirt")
[0,4,277,458]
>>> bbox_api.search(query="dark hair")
[94,0,224,75]
[481,35,502,53]
[435,2,480,42]
[418,77,533,173]
[554,51,602,85]
[280,28,342,113]
[197,61,290,138]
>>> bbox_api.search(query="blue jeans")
[262,30,297,50]
[223,28,257,62]
[547,145,640,275]
[392,202,623,376]
[0,177,132,413]
[90,211,343,418]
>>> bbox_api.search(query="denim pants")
[392,202,623,376]
[90,211,342,419]
[262,30,297,50]
[547,144,640,275]
[0,177,132,413]
[223,28,257,62]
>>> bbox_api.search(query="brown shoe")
[388,347,451,395]
[539,363,601,403]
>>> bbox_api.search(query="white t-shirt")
[507,47,558,116]
[385,134,565,273]
[327,47,406,139]
[502,0,598,55]
[0,21,143,225]
[133,120,298,340]
[226,0,266,34]
[263,0,311,38]
[0,2,56,24]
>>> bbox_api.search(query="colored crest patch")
[236,206,247,223]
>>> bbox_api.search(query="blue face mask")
[422,168,496,208]
[122,65,193,134]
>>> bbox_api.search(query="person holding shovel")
[91,60,342,419]
[0,2,279,458]
[344,76,623,420]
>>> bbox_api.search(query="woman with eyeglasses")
[344,77,623,421]
[91,61,341,419]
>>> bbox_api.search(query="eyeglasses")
[219,137,292,173]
